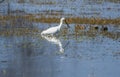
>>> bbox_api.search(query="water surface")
[0,0,120,77]
[0,23,120,77]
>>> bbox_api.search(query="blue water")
[0,24,120,77]
[0,0,120,77]
[0,0,120,18]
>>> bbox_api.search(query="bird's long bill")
[65,20,70,28]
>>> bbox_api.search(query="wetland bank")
[0,0,120,77]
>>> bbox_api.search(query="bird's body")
[41,17,69,35]
[41,26,60,35]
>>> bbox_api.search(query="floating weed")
[61,27,69,36]
[0,28,39,36]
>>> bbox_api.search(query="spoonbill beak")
[65,20,70,28]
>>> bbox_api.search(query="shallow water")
[0,22,120,77]
[0,0,120,77]
[0,0,120,18]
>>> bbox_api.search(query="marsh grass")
[0,15,119,39]
[0,15,120,25]
[0,15,39,36]
[0,28,39,36]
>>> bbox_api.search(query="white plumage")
[41,26,59,35]
[41,17,69,35]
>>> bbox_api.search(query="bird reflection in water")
[41,35,64,53]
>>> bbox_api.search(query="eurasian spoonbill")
[41,17,70,35]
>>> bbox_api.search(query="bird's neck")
[59,20,63,28]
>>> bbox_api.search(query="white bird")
[41,17,70,35]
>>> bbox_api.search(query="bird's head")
[60,17,70,28]
[61,17,65,21]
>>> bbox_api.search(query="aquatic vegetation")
[75,24,86,33]
[0,15,120,25]
[0,28,39,36]
[0,15,39,36]
[61,27,69,35]
[0,15,119,40]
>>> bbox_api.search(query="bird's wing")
[42,27,58,34]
